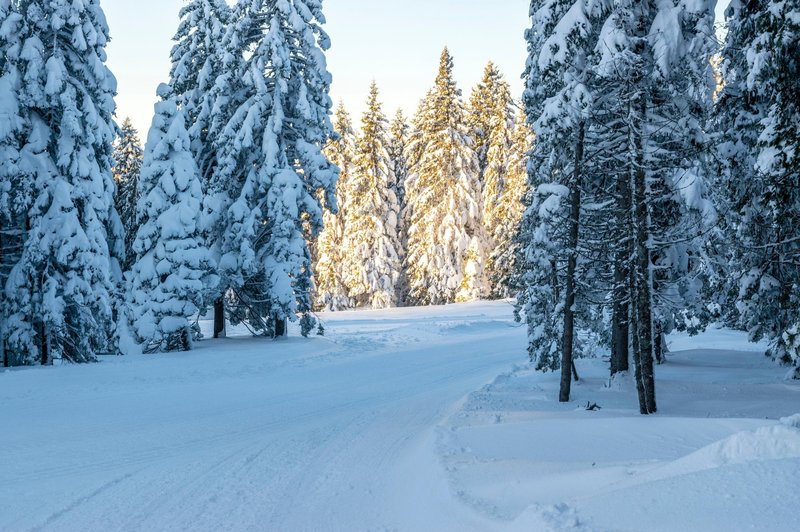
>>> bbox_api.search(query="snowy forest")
[1,0,799,415]
[1,0,800,530]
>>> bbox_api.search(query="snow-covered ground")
[1,301,798,531]
[439,325,800,531]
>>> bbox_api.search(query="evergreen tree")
[468,63,526,297]
[405,48,486,304]
[213,0,338,337]
[168,0,231,338]
[591,0,717,411]
[469,62,508,186]
[3,0,122,365]
[170,0,230,179]
[129,85,216,352]
[387,109,411,304]
[715,0,800,377]
[468,62,513,190]
[314,102,354,311]
[113,117,144,272]
[342,82,402,308]
[518,0,599,399]
[0,0,26,367]
[489,109,531,297]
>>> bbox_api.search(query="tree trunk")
[39,321,49,366]
[181,326,191,352]
[611,171,631,376]
[654,320,665,364]
[274,314,287,338]
[213,297,226,339]
[611,297,630,375]
[630,93,656,415]
[0,229,5,368]
[560,121,585,403]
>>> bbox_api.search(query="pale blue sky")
[104,0,730,136]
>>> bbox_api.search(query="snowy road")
[1,302,525,531]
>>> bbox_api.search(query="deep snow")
[1,301,798,531]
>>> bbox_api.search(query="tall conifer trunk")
[630,91,656,415]
[611,174,631,375]
[39,322,49,366]
[213,297,225,338]
[0,229,5,368]
[560,122,585,402]
[274,315,287,338]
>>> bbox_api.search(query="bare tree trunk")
[611,170,631,376]
[630,93,656,415]
[0,229,5,368]
[274,314,287,338]
[611,293,630,374]
[39,321,49,366]
[213,296,225,339]
[560,122,585,403]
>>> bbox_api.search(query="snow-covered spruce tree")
[168,0,231,338]
[489,108,531,297]
[3,0,123,365]
[405,48,487,304]
[468,63,527,298]
[342,82,402,308]
[518,0,601,400]
[591,0,718,412]
[170,0,230,179]
[113,117,144,272]
[387,109,411,304]
[714,0,800,378]
[314,102,354,311]
[213,0,338,337]
[468,62,512,188]
[129,85,216,353]
[0,0,26,367]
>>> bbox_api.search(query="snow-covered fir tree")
[489,108,531,297]
[129,85,216,353]
[714,0,800,378]
[518,0,718,411]
[342,82,402,308]
[468,62,525,297]
[589,0,718,411]
[0,0,25,367]
[405,48,487,304]
[169,0,230,181]
[387,109,411,304]
[212,0,338,337]
[113,117,144,272]
[3,0,123,365]
[468,62,512,188]
[518,0,600,399]
[388,109,411,215]
[314,102,354,311]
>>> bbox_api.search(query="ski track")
[0,302,524,532]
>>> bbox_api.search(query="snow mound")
[647,415,800,482]
[780,413,800,429]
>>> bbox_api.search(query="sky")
[105,0,731,137]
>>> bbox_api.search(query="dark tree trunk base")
[213,297,226,339]
[274,316,287,338]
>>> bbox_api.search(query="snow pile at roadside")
[437,327,800,531]
[653,414,800,477]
